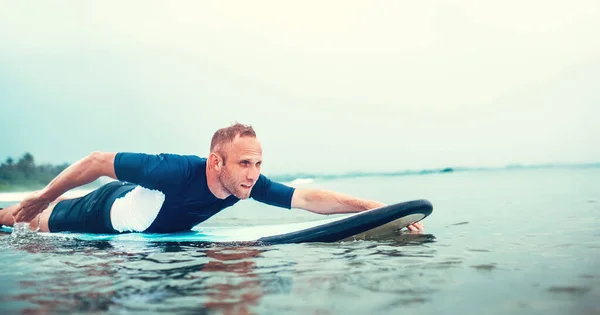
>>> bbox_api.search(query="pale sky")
[1,1,599,174]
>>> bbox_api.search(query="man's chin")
[234,191,251,200]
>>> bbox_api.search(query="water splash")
[11,222,39,236]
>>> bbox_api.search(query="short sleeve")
[250,174,295,209]
[114,152,193,193]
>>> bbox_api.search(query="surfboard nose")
[257,199,434,244]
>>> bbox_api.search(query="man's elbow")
[86,151,117,178]
[291,188,313,210]
[87,151,109,165]
[291,188,330,214]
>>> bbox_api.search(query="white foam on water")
[288,178,315,185]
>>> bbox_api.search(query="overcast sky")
[1,1,599,174]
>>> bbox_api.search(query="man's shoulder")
[176,154,206,164]
[164,154,207,174]
[120,152,206,163]
[154,153,205,160]
[251,173,292,194]
[250,174,295,209]
[114,152,207,173]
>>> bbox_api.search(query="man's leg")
[0,204,19,226]
[0,198,69,232]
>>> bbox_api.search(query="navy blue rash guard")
[113,152,296,233]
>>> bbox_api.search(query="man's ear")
[208,153,222,171]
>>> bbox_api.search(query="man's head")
[208,123,263,199]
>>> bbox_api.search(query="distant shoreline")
[1,161,598,193]
[267,162,600,182]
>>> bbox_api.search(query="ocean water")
[0,167,599,314]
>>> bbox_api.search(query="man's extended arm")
[291,188,385,214]
[290,188,425,231]
[13,151,117,222]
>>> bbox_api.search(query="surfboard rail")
[257,199,433,244]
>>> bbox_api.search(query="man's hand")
[406,221,425,232]
[13,191,52,223]
[366,201,425,232]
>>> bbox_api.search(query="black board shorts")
[48,181,136,233]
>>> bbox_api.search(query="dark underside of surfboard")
[257,199,433,244]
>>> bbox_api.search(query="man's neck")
[205,163,230,199]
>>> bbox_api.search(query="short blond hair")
[210,123,257,159]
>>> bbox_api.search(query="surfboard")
[0,199,432,245]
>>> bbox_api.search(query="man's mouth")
[241,183,253,189]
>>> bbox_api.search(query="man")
[1,123,424,234]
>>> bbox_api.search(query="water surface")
[1,168,599,314]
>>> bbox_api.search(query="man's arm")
[291,188,385,215]
[290,188,425,231]
[250,174,424,231]
[13,151,117,222]
[39,151,117,201]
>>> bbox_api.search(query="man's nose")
[247,165,260,180]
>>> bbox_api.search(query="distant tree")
[18,153,34,166]
[0,153,71,191]
[16,152,35,178]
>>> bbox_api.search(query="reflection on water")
[1,222,598,315]
[0,230,437,315]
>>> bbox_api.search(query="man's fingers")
[406,222,425,232]
[13,206,32,223]
[13,211,23,222]
[12,206,22,220]
[16,213,31,223]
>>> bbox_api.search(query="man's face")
[218,136,263,199]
